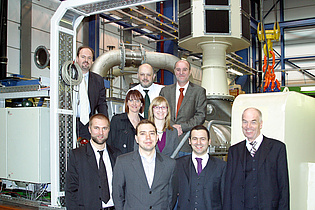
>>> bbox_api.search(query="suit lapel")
[204,155,217,183]
[107,144,115,167]
[86,143,99,174]
[179,83,193,112]
[151,152,165,189]
[258,136,271,170]
[132,151,151,188]
[169,85,177,121]
[239,141,246,170]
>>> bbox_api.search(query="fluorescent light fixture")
[228,68,243,76]
[301,86,315,91]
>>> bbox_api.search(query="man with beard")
[76,46,108,140]
[129,63,164,118]
[66,114,120,210]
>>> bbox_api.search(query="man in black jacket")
[66,114,120,210]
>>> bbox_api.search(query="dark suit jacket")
[223,136,289,210]
[88,71,108,117]
[156,127,179,157]
[107,113,144,154]
[160,82,207,152]
[176,154,226,210]
[65,142,120,210]
[112,150,177,210]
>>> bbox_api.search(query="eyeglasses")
[153,106,168,110]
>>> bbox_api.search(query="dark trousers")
[76,118,91,140]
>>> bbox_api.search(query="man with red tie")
[160,60,207,156]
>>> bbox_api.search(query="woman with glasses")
[148,96,179,157]
[107,90,144,154]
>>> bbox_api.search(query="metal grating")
[75,0,163,15]
[58,31,74,207]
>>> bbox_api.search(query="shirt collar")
[90,140,107,154]
[176,81,189,91]
[246,133,263,151]
[139,150,156,163]
[140,83,154,91]
[191,151,209,163]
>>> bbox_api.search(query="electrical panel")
[0,107,50,183]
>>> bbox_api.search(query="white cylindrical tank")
[231,90,315,210]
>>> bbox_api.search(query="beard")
[140,80,153,88]
[91,136,107,145]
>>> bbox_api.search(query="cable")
[61,61,83,86]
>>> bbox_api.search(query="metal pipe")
[91,48,179,77]
[171,131,190,158]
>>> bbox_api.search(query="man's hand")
[173,124,183,136]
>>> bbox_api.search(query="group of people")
[65,46,289,210]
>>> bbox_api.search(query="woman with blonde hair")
[148,96,179,157]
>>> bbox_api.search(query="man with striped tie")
[223,107,289,210]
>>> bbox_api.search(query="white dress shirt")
[90,141,114,208]
[77,72,91,117]
[130,83,164,103]
[139,150,156,188]
[246,133,263,153]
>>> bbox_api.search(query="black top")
[107,113,144,154]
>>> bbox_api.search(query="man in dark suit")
[112,119,177,210]
[176,125,226,209]
[160,60,207,156]
[223,107,289,210]
[76,46,108,140]
[66,114,119,210]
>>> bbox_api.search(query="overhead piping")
[90,46,179,77]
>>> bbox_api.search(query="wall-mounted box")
[0,107,50,183]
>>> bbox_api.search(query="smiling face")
[127,96,142,114]
[76,48,93,73]
[242,108,263,142]
[138,64,155,88]
[88,117,110,146]
[189,129,211,156]
[174,60,191,87]
[135,123,158,152]
[153,101,168,121]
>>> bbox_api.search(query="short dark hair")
[77,46,95,61]
[190,125,210,140]
[89,113,109,127]
[174,59,191,70]
[125,90,145,114]
[136,119,157,135]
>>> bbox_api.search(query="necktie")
[249,141,257,157]
[144,89,150,119]
[79,76,89,125]
[176,88,184,117]
[195,157,203,175]
[98,150,110,203]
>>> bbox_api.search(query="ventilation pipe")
[90,46,179,77]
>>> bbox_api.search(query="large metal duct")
[90,47,179,77]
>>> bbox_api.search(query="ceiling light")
[228,68,243,76]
